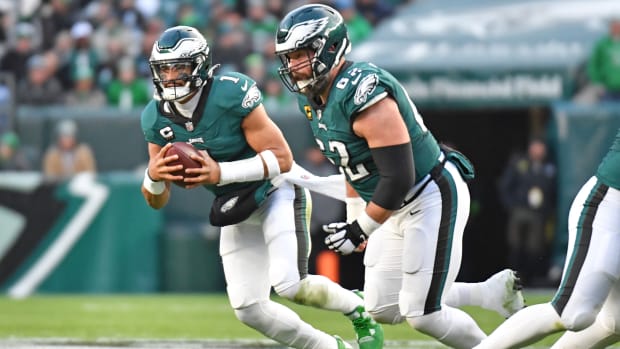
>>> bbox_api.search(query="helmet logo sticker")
[354,73,378,105]
[286,17,329,47]
[242,85,261,108]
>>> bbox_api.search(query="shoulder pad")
[212,72,263,111]
[140,100,159,131]
[336,62,386,115]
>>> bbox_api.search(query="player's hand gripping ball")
[164,142,202,187]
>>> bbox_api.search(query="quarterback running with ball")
[140,25,382,349]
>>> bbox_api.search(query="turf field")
[0,291,614,348]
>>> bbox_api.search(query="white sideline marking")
[8,173,109,299]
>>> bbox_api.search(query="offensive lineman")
[139,25,383,349]
[474,128,620,348]
[274,4,523,348]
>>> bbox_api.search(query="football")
[165,142,202,187]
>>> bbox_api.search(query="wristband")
[345,197,366,223]
[356,211,381,236]
[218,150,281,185]
[259,150,281,178]
[143,168,165,195]
[218,154,265,185]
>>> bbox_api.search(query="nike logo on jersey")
[318,123,327,130]
[409,209,421,216]
[241,80,248,91]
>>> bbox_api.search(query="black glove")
[323,220,368,255]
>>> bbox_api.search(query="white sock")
[236,300,338,349]
[444,281,486,308]
[474,303,563,349]
[407,306,487,349]
[295,274,363,315]
[552,313,620,349]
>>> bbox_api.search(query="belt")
[400,152,446,208]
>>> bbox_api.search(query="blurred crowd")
[0,0,409,113]
[0,0,411,175]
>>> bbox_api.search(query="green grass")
[0,291,563,346]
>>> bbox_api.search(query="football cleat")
[334,335,353,349]
[486,269,526,318]
[347,290,384,349]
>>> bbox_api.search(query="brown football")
[165,142,202,187]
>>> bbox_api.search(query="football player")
[140,25,383,349]
[274,4,524,348]
[474,128,620,349]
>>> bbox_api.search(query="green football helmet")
[275,4,351,95]
[149,26,213,101]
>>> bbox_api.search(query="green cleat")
[347,291,384,349]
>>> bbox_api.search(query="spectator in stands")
[134,17,165,80]
[0,82,11,134]
[90,6,138,86]
[263,74,295,112]
[17,53,64,106]
[333,0,373,45]
[245,0,279,54]
[64,65,106,107]
[212,10,252,73]
[36,0,76,51]
[256,35,281,81]
[244,53,267,88]
[265,0,285,18]
[106,56,150,109]
[174,2,203,29]
[68,20,99,89]
[51,30,74,90]
[0,22,37,86]
[118,0,147,33]
[43,118,96,179]
[0,131,31,171]
[355,0,395,26]
[498,137,557,286]
[0,5,11,54]
[576,18,620,103]
[97,35,131,89]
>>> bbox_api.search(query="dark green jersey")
[141,72,267,197]
[596,128,620,190]
[295,61,440,202]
